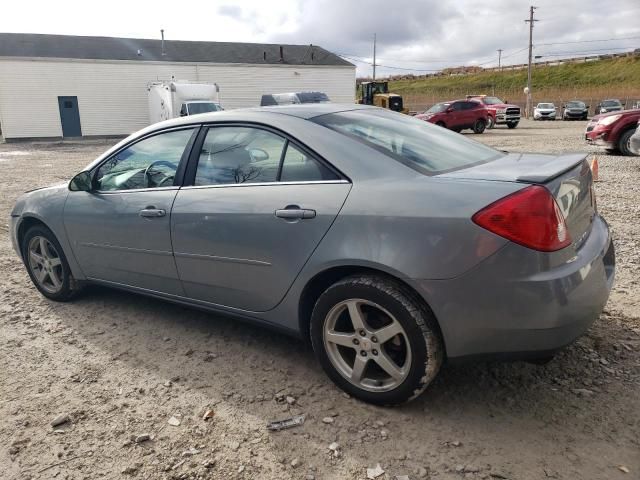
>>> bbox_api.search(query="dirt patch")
[1,122,638,479]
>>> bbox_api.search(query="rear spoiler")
[516,153,588,183]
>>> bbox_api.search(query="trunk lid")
[440,152,596,249]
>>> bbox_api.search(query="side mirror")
[69,171,93,192]
[446,107,454,113]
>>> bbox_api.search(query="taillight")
[472,185,571,252]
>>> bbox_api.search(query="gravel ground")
[1,119,638,480]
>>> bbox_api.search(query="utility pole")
[372,33,377,81]
[497,49,503,71]
[525,6,538,118]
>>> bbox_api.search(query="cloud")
[264,0,640,76]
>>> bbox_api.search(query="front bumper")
[415,215,614,360]
[564,111,587,118]
[10,216,21,257]
[495,114,520,124]
[585,123,614,148]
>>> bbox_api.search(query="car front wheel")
[310,275,443,405]
[618,129,637,156]
[507,121,519,129]
[21,225,78,301]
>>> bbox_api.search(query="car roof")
[158,103,374,127]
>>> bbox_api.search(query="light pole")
[525,6,538,118]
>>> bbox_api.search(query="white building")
[0,33,355,140]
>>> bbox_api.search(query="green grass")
[390,56,640,96]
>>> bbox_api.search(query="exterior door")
[58,96,82,137]
[171,125,351,312]
[64,127,197,294]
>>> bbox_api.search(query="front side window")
[312,109,503,175]
[95,128,194,191]
[195,127,286,185]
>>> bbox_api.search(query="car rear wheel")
[472,119,486,134]
[618,129,637,157]
[22,225,78,301]
[310,275,443,405]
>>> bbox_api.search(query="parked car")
[261,91,330,106]
[630,121,640,155]
[414,99,489,133]
[562,100,589,120]
[11,104,615,405]
[466,95,521,129]
[534,103,557,120]
[594,99,623,115]
[585,109,640,156]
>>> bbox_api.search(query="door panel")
[64,189,184,294]
[171,183,351,311]
[58,96,82,137]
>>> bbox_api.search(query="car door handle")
[139,207,166,218]
[275,207,316,220]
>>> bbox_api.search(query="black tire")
[310,274,443,406]
[618,129,637,157]
[507,121,519,129]
[21,225,79,301]
[435,121,446,128]
[452,128,462,133]
[472,119,486,134]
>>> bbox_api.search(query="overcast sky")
[1,0,638,76]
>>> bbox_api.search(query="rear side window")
[312,109,503,175]
[280,144,338,182]
[195,127,285,185]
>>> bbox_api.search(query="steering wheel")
[144,160,178,188]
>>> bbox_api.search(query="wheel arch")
[16,215,52,259]
[297,265,446,356]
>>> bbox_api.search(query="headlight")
[598,114,622,126]
[497,108,506,114]
[600,108,607,113]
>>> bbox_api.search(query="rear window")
[311,109,503,175]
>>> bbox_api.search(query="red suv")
[415,99,489,134]
[585,108,640,156]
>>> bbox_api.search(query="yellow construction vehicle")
[358,81,407,113]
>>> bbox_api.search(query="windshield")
[426,103,449,114]
[602,100,621,107]
[566,101,585,108]
[537,103,555,109]
[311,109,503,175]
[479,96,504,105]
[187,103,222,115]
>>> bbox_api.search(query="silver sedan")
[10,104,615,405]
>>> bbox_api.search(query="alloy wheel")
[28,236,63,294]
[322,299,411,392]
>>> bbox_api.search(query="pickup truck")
[466,95,521,129]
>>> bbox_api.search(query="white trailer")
[147,81,222,124]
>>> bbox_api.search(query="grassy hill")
[389,56,640,110]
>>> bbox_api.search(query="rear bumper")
[415,215,614,360]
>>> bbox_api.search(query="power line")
[535,35,640,47]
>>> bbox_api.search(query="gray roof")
[0,33,353,67]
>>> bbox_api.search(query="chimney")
[161,29,166,56]
[279,45,284,63]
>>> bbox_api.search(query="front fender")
[11,185,86,281]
